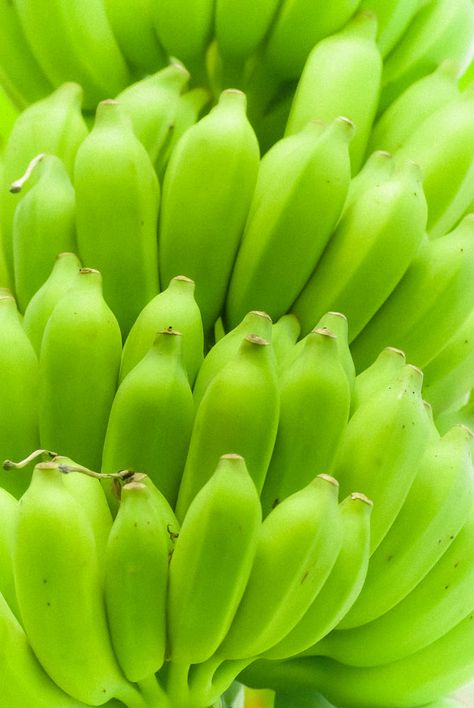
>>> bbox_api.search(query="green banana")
[351,346,406,413]
[315,491,474,667]
[358,0,424,57]
[338,424,474,629]
[0,295,39,498]
[394,85,474,239]
[292,159,427,340]
[379,0,474,112]
[175,333,279,521]
[120,275,204,386]
[103,0,166,76]
[12,154,76,311]
[263,0,363,80]
[13,461,145,706]
[265,492,373,660]
[285,11,382,173]
[104,478,169,683]
[260,328,350,516]
[168,454,261,664]
[342,147,393,213]
[0,0,53,108]
[351,214,474,372]
[225,116,353,328]
[368,60,461,155]
[116,63,190,165]
[0,487,20,620]
[75,99,160,336]
[332,364,430,553]
[22,251,81,355]
[271,313,301,371]
[218,474,343,659]
[215,0,280,67]
[14,0,131,110]
[38,268,122,470]
[0,83,87,281]
[192,310,273,408]
[102,328,194,509]
[0,590,86,707]
[159,89,260,337]
[316,312,356,395]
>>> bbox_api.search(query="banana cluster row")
[1,259,474,705]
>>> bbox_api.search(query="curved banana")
[285,11,382,173]
[262,0,362,80]
[13,461,145,706]
[339,424,474,629]
[14,0,130,110]
[316,312,356,395]
[168,454,261,664]
[75,99,160,336]
[351,214,474,372]
[0,0,53,108]
[343,147,394,213]
[159,89,260,337]
[368,60,461,155]
[116,62,190,164]
[0,590,86,707]
[333,364,430,553]
[218,474,343,659]
[225,116,353,328]
[120,275,204,386]
[0,83,87,281]
[292,159,427,340]
[102,328,194,509]
[271,313,301,371]
[351,346,406,413]
[103,0,166,76]
[215,0,280,66]
[260,328,350,516]
[0,487,20,620]
[358,0,424,57]
[0,295,39,498]
[38,268,122,470]
[394,86,474,239]
[22,251,81,355]
[104,478,169,683]
[192,310,273,407]
[379,0,474,112]
[12,154,76,312]
[265,492,373,660]
[175,333,279,521]
[314,490,474,668]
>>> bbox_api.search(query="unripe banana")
[159,89,260,337]
[218,475,343,659]
[12,154,76,311]
[358,0,423,57]
[343,148,393,213]
[0,590,86,707]
[0,295,39,498]
[261,328,350,516]
[104,479,169,683]
[116,63,190,164]
[0,83,87,280]
[316,312,356,395]
[0,487,20,620]
[192,310,273,408]
[351,346,406,413]
[168,454,261,664]
[285,12,382,173]
[13,462,145,706]
[379,0,474,112]
[368,60,461,155]
[102,328,194,508]
[14,0,131,110]
[103,0,166,76]
[263,0,362,80]
[265,492,373,660]
[225,116,353,328]
[120,275,204,386]
[38,268,122,470]
[22,251,81,355]
[75,99,160,336]
[394,86,474,238]
[176,334,279,521]
[351,214,474,372]
[271,314,301,371]
[292,159,427,340]
[339,424,474,629]
[333,364,430,553]
[215,0,280,65]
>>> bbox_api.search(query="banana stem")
[163,661,194,707]
[189,656,255,706]
[137,673,173,707]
